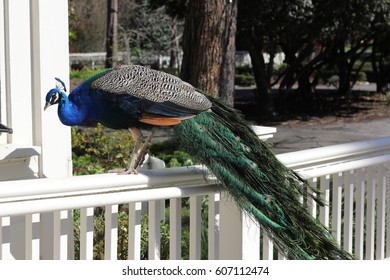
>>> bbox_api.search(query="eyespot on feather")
[245,158,257,169]
[262,195,271,203]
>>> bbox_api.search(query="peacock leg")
[124,127,157,174]
[122,127,143,174]
[133,127,158,170]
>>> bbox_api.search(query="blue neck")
[57,94,88,126]
[56,73,113,126]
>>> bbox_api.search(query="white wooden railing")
[1,137,390,260]
[279,137,390,260]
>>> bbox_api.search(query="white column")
[1,0,37,260]
[30,0,72,178]
[30,0,72,260]
[2,0,33,145]
[219,192,260,260]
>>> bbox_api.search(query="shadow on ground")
[234,87,388,127]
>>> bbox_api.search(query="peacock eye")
[50,93,60,103]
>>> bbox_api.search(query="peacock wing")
[90,65,212,117]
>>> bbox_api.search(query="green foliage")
[73,209,80,259]
[235,74,255,87]
[236,65,253,75]
[140,213,171,260]
[72,153,106,175]
[235,65,255,86]
[72,125,195,174]
[70,68,105,84]
[72,124,134,174]
[354,71,367,82]
[68,0,78,43]
[150,140,194,167]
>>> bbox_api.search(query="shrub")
[72,125,195,174]
[235,65,255,86]
[235,73,255,87]
[72,124,135,174]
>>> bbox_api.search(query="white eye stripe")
[51,93,60,103]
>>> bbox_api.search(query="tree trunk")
[169,17,179,69]
[105,0,119,68]
[181,0,237,105]
[219,1,237,106]
[336,43,352,99]
[372,38,390,94]
[247,36,273,113]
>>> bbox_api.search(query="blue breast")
[69,89,142,129]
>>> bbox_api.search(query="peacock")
[45,65,354,260]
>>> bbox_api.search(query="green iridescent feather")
[174,97,354,260]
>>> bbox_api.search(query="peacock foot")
[122,167,138,175]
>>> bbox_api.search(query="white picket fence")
[0,137,389,260]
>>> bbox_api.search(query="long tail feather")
[174,97,354,260]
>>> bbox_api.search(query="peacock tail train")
[173,96,354,260]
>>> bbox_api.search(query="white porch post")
[30,0,72,177]
[1,0,71,259]
[219,191,260,259]
[218,127,276,260]
[2,0,33,146]
[30,0,72,259]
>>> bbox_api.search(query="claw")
[108,168,138,175]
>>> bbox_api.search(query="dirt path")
[269,117,390,154]
[264,92,390,154]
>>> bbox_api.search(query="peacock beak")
[44,102,51,111]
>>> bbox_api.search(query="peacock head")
[44,78,67,110]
